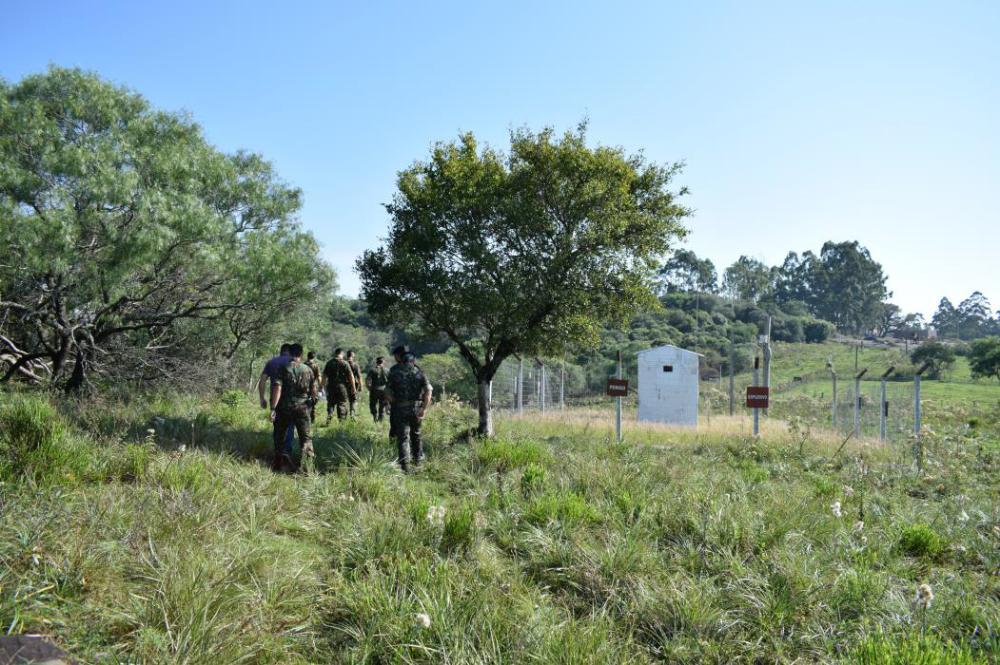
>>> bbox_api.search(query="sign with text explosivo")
[746,386,769,409]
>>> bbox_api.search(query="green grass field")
[2,387,997,664]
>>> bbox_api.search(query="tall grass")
[0,388,996,663]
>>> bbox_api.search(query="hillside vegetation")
[2,390,997,664]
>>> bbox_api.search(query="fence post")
[752,355,760,437]
[854,368,868,438]
[763,317,772,415]
[517,357,523,416]
[827,361,837,429]
[728,343,735,417]
[879,366,894,442]
[560,362,565,410]
[540,362,546,413]
[914,362,929,471]
[615,350,623,443]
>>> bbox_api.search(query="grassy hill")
[2,389,997,664]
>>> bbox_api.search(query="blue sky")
[3,0,997,318]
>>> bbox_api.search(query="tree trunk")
[476,379,494,437]
[64,348,89,394]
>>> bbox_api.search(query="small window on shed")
[662,365,674,372]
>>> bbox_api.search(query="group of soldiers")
[257,343,432,473]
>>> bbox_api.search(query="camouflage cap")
[392,345,408,356]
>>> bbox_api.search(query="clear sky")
[3,0,997,318]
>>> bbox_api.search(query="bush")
[851,633,982,664]
[898,524,946,559]
[0,394,83,484]
[803,319,835,343]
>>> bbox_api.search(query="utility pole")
[854,368,868,438]
[615,350,623,443]
[879,366,895,442]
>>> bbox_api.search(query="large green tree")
[657,249,717,294]
[968,336,1000,381]
[0,67,332,391]
[358,126,691,435]
[722,256,773,303]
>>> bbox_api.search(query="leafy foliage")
[968,336,1000,380]
[0,67,332,391]
[358,124,691,433]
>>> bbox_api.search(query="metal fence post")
[879,366,894,442]
[854,368,868,438]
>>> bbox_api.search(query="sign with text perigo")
[606,378,629,397]
[746,386,769,409]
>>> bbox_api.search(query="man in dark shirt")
[365,356,390,422]
[322,348,356,424]
[346,350,363,417]
[386,345,432,472]
[257,343,296,458]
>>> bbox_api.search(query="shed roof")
[636,344,704,357]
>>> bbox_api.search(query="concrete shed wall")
[637,346,699,427]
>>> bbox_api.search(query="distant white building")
[637,345,701,427]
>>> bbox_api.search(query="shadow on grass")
[149,413,398,474]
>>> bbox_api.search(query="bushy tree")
[910,341,956,379]
[968,336,1000,381]
[358,125,691,435]
[722,256,773,303]
[657,249,717,293]
[0,68,332,391]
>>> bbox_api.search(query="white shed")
[637,345,701,427]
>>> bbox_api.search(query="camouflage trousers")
[390,403,422,471]
[369,388,388,422]
[326,384,351,421]
[272,405,313,472]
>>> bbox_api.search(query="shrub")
[476,437,546,471]
[0,394,87,484]
[898,524,946,559]
[804,319,835,343]
[851,633,983,664]
[526,490,601,526]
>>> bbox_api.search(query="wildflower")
[959,510,969,523]
[852,520,864,533]
[415,612,431,629]
[914,583,934,609]
[842,485,854,497]
[427,505,446,527]
[146,428,156,435]
[831,501,842,518]
[178,444,186,453]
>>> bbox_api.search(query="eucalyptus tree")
[0,68,331,391]
[358,125,691,435]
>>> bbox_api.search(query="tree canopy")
[358,125,691,434]
[0,67,333,391]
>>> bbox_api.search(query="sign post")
[751,356,761,436]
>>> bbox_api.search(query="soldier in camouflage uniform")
[346,350,363,417]
[365,356,390,422]
[322,348,356,423]
[269,343,317,472]
[305,351,322,422]
[386,345,432,472]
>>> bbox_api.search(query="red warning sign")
[746,386,769,408]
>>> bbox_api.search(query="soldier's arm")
[347,366,357,392]
[269,381,282,422]
[257,371,269,409]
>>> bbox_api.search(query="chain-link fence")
[486,355,943,447]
